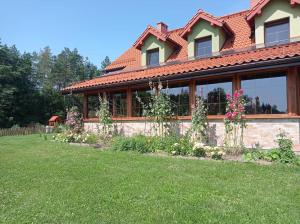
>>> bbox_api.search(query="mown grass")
[0,135,299,224]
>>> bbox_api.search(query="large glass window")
[163,84,190,116]
[147,48,159,66]
[132,89,152,117]
[195,36,212,58]
[196,79,232,115]
[108,92,127,117]
[241,74,287,114]
[87,94,99,118]
[265,19,289,46]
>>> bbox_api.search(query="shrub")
[110,135,152,153]
[192,143,225,160]
[65,106,83,134]
[192,142,206,157]
[243,132,298,164]
[276,131,297,164]
[53,131,97,144]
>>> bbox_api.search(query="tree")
[101,56,111,70]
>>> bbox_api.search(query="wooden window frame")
[195,36,212,58]
[264,18,290,46]
[146,48,160,66]
[83,67,300,122]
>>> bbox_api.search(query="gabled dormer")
[247,0,300,47]
[180,10,233,59]
[133,23,179,67]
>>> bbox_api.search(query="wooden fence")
[0,126,46,137]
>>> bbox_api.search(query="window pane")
[147,49,159,66]
[241,75,287,114]
[132,89,152,117]
[265,20,289,46]
[195,37,212,58]
[108,92,127,117]
[196,80,232,115]
[163,84,190,116]
[88,94,99,118]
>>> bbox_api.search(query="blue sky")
[0,0,249,66]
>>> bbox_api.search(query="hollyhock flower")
[233,91,239,99]
[226,93,231,100]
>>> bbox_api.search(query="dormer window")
[195,36,212,58]
[146,48,159,66]
[265,19,289,46]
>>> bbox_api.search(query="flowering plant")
[96,93,113,137]
[65,106,83,134]
[190,97,208,144]
[224,89,246,153]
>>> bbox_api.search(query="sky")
[0,0,249,66]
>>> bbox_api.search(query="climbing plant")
[96,93,113,137]
[189,96,208,144]
[224,89,247,154]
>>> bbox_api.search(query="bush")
[192,143,225,160]
[111,135,152,153]
[53,131,98,144]
[192,143,206,157]
[243,132,298,165]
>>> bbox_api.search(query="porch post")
[233,74,241,92]
[127,87,132,117]
[189,80,196,115]
[298,68,300,115]
[287,67,298,116]
[83,94,88,119]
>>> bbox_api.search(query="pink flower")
[226,93,231,100]
[233,91,239,100]
[239,89,244,95]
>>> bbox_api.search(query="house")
[63,0,300,149]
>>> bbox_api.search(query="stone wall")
[84,119,300,149]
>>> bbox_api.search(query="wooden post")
[233,74,241,93]
[127,88,132,117]
[83,94,88,119]
[189,80,196,115]
[287,67,298,116]
[297,68,300,115]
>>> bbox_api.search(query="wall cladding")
[84,119,300,149]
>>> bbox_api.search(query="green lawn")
[0,135,299,224]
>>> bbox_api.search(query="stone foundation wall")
[84,119,300,149]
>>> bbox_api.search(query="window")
[241,74,287,114]
[163,84,190,116]
[108,92,127,117]
[195,36,212,58]
[87,94,99,118]
[196,79,232,115]
[146,48,159,66]
[265,19,289,46]
[132,89,152,117]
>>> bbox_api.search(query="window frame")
[131,88,152,117]
[240,73,288,115]
[264,18,290,46]
[146,48,160,66]
[194,36,213,58]
[196,78,233,115]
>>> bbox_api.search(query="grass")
[0,135,299,224]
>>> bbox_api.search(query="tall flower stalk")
[224,89,246,154]
[136,80,172,136]
[96,93,112,137]
[190,97,208,144]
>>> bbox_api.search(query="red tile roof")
[247,0,300,21]
[64,42,300,92]
[133,25,180,50]
[180,9,233,39]
[64,3,300,93]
